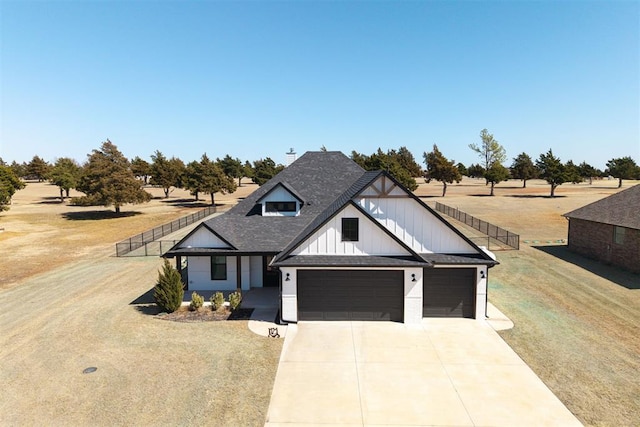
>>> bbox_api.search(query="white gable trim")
[291,204,412,256]
[359,175,408,198]
[178,226,232,249]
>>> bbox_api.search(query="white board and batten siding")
[291,204,410,256]
[356,197,476,254]
[179,227,231,249]
[186,255,261,291]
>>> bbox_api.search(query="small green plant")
[153,259,184,313]
[210,291,225,311]
[189,291,204,311]
[228,291,242,312]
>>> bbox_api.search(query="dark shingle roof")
[198,151,366,252]
[420,253,497,266]
[564,184,640,230]
[272,255,429,267]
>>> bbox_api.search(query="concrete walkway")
[265,319,582,427]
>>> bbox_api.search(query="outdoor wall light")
[411,274,416,282]
[480,271,486,279]
[285,273,290,281]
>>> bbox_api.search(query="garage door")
[297,270,404,322]
[423,268,476,318]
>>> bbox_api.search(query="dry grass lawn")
[1,177,639,426]
[417,178,640,426]
[0,182,281,426]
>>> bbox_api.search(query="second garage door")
[423,268,476,318]
[297,270,404,322]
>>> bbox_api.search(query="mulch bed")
[158,307,254,322]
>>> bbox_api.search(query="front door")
[263,256,279,287]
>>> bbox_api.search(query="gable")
[359,175,407,198]
[177,225,233,249]
[257,183,303,217]
[291,204,412,256]
[355,196,477,254]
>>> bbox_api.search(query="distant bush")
[210,291,225,311]
[189,291,204,311]
[153,259,184,313]
[228,291,242,312]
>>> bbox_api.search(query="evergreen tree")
[0,165,26,211]
[578,162,599,185]
[130,156,151,184]
[26,155,51,182]
[467,164,485,179]
[49,157,81,200]
[218,155,245,186]
[536,149,568,197]
[153,259,184,313]
[76,140,151,213]
[484,163,510,196]
[455,163,468,176]
[510,152,538,188]
[350,148,418,191]
[252,157,284,186]
[606,156,639,188]
[150,151,185,197]
[200,154,237,205]
[565,160,582,184]
[423,145,461,197]
[184,159,204,201]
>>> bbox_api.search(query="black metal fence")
[435,202,519,250]
[115,206,216,256]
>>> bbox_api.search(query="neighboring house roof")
[166,150,497,267]
[564,184,640,230]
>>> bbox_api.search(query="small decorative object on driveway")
[268,327,280,338]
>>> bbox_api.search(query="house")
[164,151,498,323]
[564,184,640,273]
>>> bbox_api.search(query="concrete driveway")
[265,319,581,427]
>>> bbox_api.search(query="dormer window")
[257,182,304,217]
[266,202,297,213]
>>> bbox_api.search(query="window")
[265,201,297,213]
[614,226,625,245]
[211,256,227,280]
[342,217,359,242]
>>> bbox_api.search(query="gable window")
[211,256,227,280]
[614,226,625,244]
[342,217,359,242]
[265,201,297,213]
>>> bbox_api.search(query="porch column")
[236,256,242,293]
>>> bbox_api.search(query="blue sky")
[1,0,638,171]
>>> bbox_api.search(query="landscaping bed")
[158,307,254,322]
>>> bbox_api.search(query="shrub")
[210,291,225,311]
[189,291,204,311]
[228,291,242,311]
[153,259,184,313]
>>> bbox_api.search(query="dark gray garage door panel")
[298,270,403,322]
[423,268,475,318]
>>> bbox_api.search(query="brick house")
[564,184,640,273]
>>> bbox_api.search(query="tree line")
[0,140,286,213]
[1,132,639,212]
[349,132,639,197]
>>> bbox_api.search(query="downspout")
[276,267,285,325]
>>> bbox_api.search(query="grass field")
[1,177,639,426]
